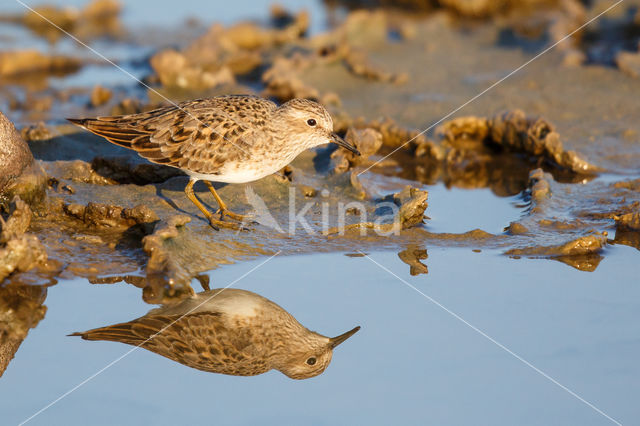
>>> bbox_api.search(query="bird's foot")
[216,208,253,223]
[208,217,249,231]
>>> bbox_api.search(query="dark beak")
[331,132,361,156]
[329,326,360,349]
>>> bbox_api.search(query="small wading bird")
[69,95,360,230]
[70,288,360,379]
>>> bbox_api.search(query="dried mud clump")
[45,160,117,186]
[262,54,320,102]
[506,233,607,257]
[439,110,598,174]
[365,116,441,157]
[331,127,383,173]
[141,215,194,300]
[0,51,82,78]
[150,9,308,93]
[394,186,429,228]
[615,213,640,232]
[264,10,406,101]
[150,50,236,91]
[326,185,428,235]
[63,202,159,232]
[343,48,409,84]
[20,122,52,142]
[17,0,123,42]
[0,197,48,283]
[527,168,552,206]
[332,0,580,19]
[90,85,113,107]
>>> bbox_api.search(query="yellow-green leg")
[184,179,241,230]
[204,181,249,222]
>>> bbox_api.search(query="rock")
[0,112,46,205]
[0,112,34,196]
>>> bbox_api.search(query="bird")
[69,288,360,379]
[68,95,360,230]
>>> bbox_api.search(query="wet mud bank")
[1,2,638,302]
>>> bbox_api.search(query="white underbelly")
[185,152,298,183]
[185,169,270,184]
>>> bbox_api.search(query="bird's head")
[278,326,360,380]
[275,98,360,155]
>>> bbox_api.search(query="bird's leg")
[204,181,250,222]
[184,179,242,230]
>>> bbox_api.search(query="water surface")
[3,248,638,425]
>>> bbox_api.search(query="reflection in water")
[0,282,48,377]
[553,253,603,272]
[71,288,360,379]
[89,274,206,304]
[614,228,640,251]
[398,245,428,275]
[380,150,594,198]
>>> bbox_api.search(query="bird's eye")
[306,119,316,126]
[306,357,316,366]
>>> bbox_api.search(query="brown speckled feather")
[71,312,269,376]
[70,288,360,379]
[68,95,277,175]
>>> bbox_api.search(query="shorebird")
[70,288,360,379]
[69,95,360,230]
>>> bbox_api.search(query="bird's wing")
[68,96,277,174]
[70,312,263,374]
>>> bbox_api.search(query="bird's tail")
[67,117,143,149]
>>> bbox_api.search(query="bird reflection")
[71,288,360,379]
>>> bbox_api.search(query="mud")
[0,197,48,283]
[0,2,637,299]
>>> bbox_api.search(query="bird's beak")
[329,326,360,349]
[331,132,361,156]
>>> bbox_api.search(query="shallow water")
[2,0,328,31]
[2,248,639,425]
